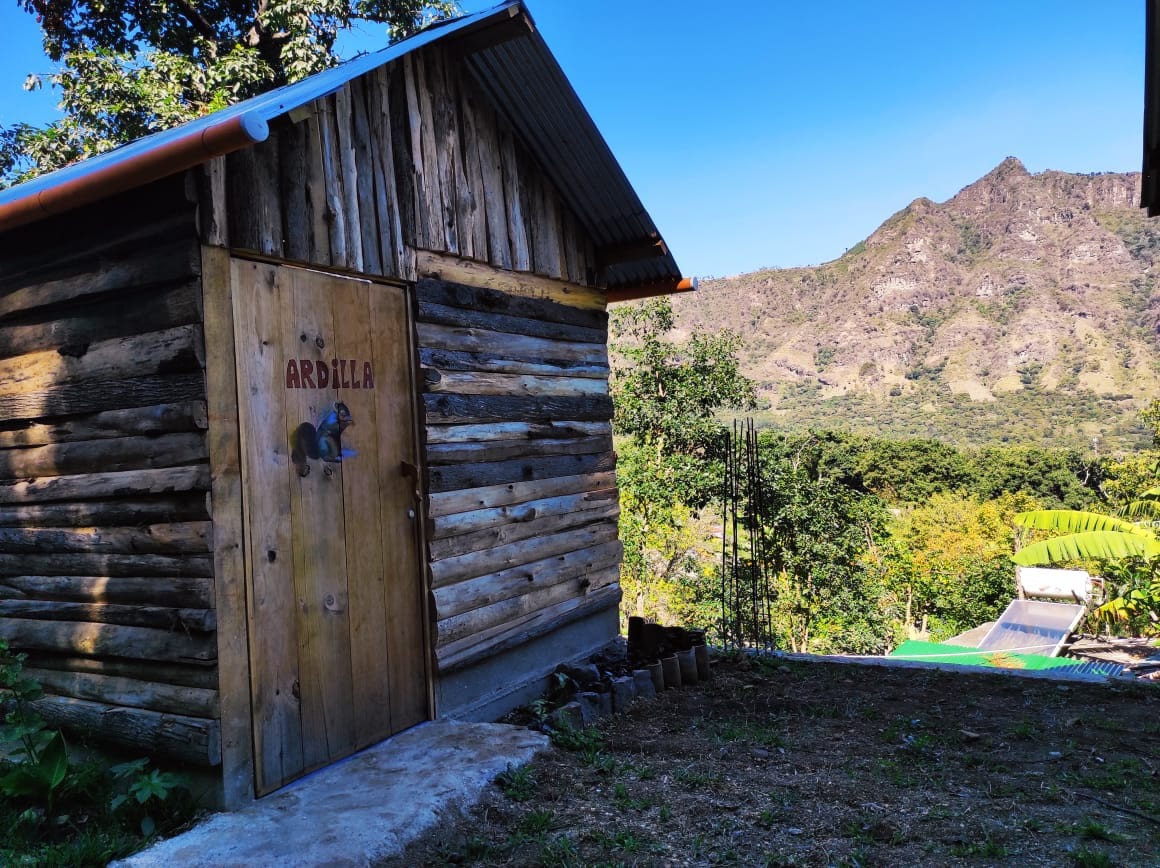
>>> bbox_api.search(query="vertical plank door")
[232,260,427,795]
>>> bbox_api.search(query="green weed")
[611,782,651,811]
[537,834,579,867]
[550,724,602,753]
[948,833,1010,857]
[519,809,554,836]
[674,765,720,787]
[494,763,536,802]
[756,808,780,829]
[1012,719,1042,740]
[1071,846,1116,868]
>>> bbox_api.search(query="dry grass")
[397,655,1159,867]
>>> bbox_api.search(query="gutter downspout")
[0,113,269,232]
[606,276,697,304]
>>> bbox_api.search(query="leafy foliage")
[871,492,1035,642]
[610,298,756,507]
[2,0,458,185]
[1,641,196,863]
[1011,499,1160,634]
[0,639,70,816]
[751,450,891,653]
[610,298,756,624]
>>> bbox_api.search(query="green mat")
[888,639,1084,671]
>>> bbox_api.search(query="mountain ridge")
[670,158,1160,450]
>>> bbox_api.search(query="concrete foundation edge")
[435,604,620,722]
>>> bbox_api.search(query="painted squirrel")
[291,401,354,476]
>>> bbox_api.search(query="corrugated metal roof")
[0,1,684,291]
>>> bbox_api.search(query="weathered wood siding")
[206,43,622,678]
[0,178,221,765]
[417,275,621,673]
[213,45,596,286]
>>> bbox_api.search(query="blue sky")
[0,1,1145,276]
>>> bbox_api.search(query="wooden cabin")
[0,2,694,806]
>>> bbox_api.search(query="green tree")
[609,297,756,623]
[753,454,890,653]
[1,0,458,185]
[972,445,1099,510]
[610,298,756,507]
[877,492,1036,642]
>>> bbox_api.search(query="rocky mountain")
[672,158,1160,451]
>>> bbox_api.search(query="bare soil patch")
[397,656,1159,867]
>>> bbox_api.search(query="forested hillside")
[672,159,1160,450]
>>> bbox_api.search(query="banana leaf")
[1012,530,1160,566]
[1122,492,1160,519]
[1013,510,1153,537]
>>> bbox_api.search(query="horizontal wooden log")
[417,322,607,366]
[433,539,622,619]
[0,239,200,322]
[424,394,613,426]
[22,652,217,689]
[0,466,210,505]
[436,565,620,647]
[0,372,207,422]
[0,432,208,480]
[436,573,617,649]
[0,575,213,608]
[416,278,607,330]
[430,502,619,561]
[0,401,208,449]
[0,325,205,399]
[0,522,211,555]
[418,347,609,379]
[427,470,616,517]
[0,495,209,528]
[431,487,618,540]
[437,584,621,673]
[427,434,612,466]
[0,618,217,664]
[0,280,203,362]
[415,250,606,311]
[0,191,197,289]
[423,370,607,398]
[0,600,215,632]
[426,421,611,446]
[416,301,605,345]
[431,520,619,587]
[0,553,213,578]
[429,451,615,493]
[24,667,219,718]
[30,694,220,766]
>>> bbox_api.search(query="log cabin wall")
[213,44,597,285]
[208,42,623,713]
[0,176,221,766]
[418,274,622,678]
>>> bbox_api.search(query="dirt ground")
[396,655,1159,867]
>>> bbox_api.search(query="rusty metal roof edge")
[467,29,685,287]
[0,0,690,292]
[0,1,523,230]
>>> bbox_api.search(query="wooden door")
[231,259,427,795]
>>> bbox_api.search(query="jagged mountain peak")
[670,163,1160,449]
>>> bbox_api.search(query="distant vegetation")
[612,299,1160,654]
[757,381,1150,452]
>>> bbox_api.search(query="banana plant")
[1012,509,1160,633]
[1012,510,1160,566]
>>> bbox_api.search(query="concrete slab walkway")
[116,721,549,867]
